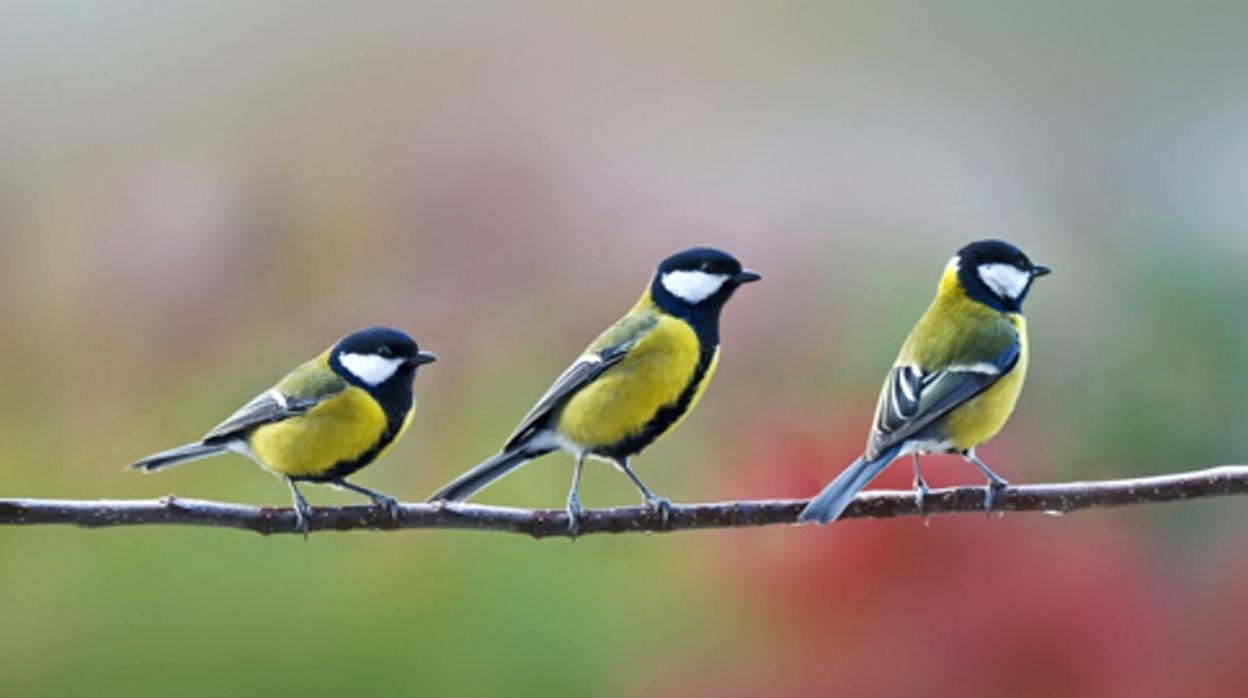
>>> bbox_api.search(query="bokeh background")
[3,2,1248,696]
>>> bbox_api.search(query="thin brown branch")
[1,465,1246,538]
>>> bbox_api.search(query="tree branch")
[1,465,1245,538]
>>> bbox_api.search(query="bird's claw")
[645,496,672,527]
[371,494,401,524]
[984,481,1009,516]
[293,502,312,540]
[566,498,585,538]
[916,485,932,527]
[913,478,929,516]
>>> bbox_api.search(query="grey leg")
[614,457,671,526]
[912,454,930,515]
[335,479,401,523]
[285,477,313,539]
[963,449,1009,513]
[566,453,586,537]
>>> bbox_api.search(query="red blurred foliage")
[643,409,1248,698]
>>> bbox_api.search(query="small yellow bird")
[430,247,760,534]
[131,327,436,535]
[800,240,1049,524]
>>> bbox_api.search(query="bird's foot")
[913,479,931,527]
[913,477,929,516]
[566,498,585,538]
[645,496,672,528]
[962,450,1008,517]
[984,480,1009,516]
[333,480,401,526]
[369,493,401,525]
[293,500,312,540]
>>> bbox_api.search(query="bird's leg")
[614,457,671,527]
[285,477,313,539]
[963,449,1009,514]
[335,479,401,524]
[566,453,587,538]
[912,454,930,516]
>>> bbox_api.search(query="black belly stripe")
[292,412,408,483]
[596,343,718,460]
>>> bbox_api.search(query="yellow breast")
[555,314,711,450]
[248,387,391,479]
[942,314,1029,451]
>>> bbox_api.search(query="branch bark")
[2,465,1245,538]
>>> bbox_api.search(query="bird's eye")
[377,346,394,359]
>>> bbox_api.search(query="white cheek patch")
[977,263,1031,300]
[339,352,405,386]
[660,270,729,304]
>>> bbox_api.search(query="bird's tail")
[797,446,902,524]
[129,442,228,472]
[428,445,552,502]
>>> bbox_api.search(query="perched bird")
[799,240,1049,525]
[430,247,760,534]
[131,326,436,535]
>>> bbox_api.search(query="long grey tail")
[428,445,552,502]
[129,442,229,472]
[797,447,901,524]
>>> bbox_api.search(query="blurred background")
[2,2,1247,696]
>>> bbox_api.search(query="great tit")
[130,326,436,535]
[429,247,760,534]
[799,240,1049,524]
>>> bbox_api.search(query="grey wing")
[866,338,1021,460]
[500,340,637,452]
[201,389,327,445]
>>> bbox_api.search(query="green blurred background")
[2,2,1247,696]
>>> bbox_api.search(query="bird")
[429,247,760,534]
[130,326,436,536]
[799,239,1050,525]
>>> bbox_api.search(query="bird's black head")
[329,326,437,393]
[649,247,761,342]
[954,239,1050,312]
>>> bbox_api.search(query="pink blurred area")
[646,416,1248,698]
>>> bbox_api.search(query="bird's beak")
[734,269,762,284]
[1031,264,1052,278]
[409,351,438,366]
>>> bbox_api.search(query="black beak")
[409,351,438,366]
[1031,264,1052,278]
[734,269,762,284]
